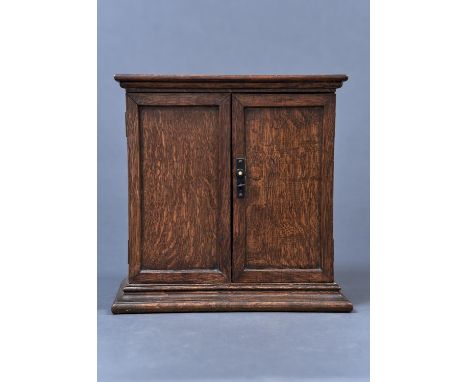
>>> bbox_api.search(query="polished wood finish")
[112,75,351,313]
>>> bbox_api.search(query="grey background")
[98,0,369,381]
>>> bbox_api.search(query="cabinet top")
[114,74,348,92]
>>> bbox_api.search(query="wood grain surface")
[126,93,231,283]
[140,106,218,270]
[244,106,323,269]
[232,94,336,283]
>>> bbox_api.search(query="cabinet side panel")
[126,97,141,279]
[320,98,336,280]
[139,106,219,270]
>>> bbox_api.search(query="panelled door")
[232,94,335,283]
[126,93,231,283]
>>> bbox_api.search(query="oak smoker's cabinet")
[112,75,353,313]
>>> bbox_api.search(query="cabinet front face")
[232,94,335,283]
[126,93,231,283]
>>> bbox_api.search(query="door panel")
[126,93,231,283]
[232,94,335,283]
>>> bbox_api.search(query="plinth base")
[112,279,353,314]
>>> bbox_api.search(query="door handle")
[236,158,246,198]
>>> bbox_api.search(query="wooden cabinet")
[112,75,353,313]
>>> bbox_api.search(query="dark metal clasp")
[236,158,246,198]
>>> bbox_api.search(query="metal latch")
[236,158,246,198]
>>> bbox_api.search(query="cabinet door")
[126,93,231,283]
[232,94,335,283]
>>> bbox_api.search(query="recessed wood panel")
[140,106,219,270]
[244,107,323,270]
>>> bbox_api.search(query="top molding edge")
[114,74,348,91]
